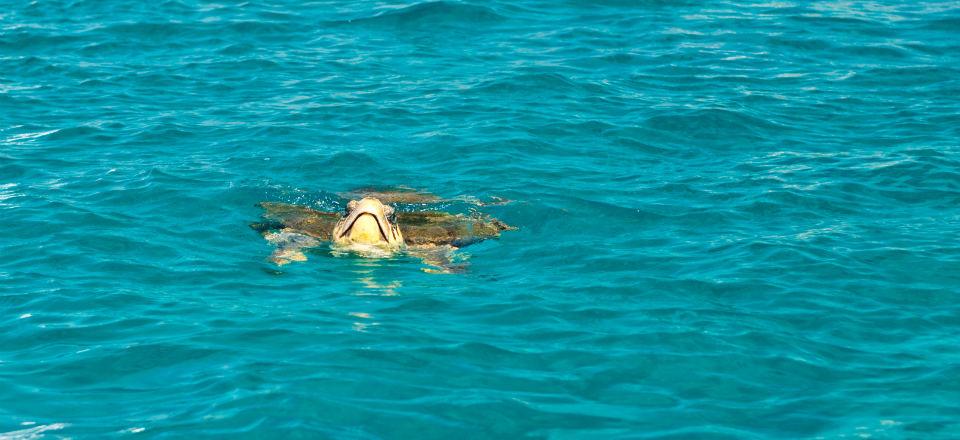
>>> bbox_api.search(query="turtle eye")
[346,200,358,212]
[384,205,396,222]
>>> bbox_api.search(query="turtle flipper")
[254,202,341,265]
[262,229,321,266]
[407,244,467,274]
[270,247,308,266]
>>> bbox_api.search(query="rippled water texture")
[2,1,960,438]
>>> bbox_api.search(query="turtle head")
[332,197,404,249]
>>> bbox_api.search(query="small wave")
[46,125,106,141]
[593,52,643,65]
[766,34,834,52]
[789,13,885,28]
[0,423,68,440]
[224,20,299,36]
[329,2,506,30]
[643,108,787,146]
[468,72,601,96]
[317,151,389,173]
[0,182,24,209]
[0,32,83,51]
[853,65,959,87]
[0,83,41,93]
[217,42,257,55]
[97,21,199,39]
[2,129,60,144]
[922,16,960,31]
[844,43,911,59]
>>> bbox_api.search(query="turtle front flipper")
[254,202,341,266]
[270,247,308,266]
[407,244,467,274]
[262,228,321,266]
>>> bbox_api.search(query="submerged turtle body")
[252,189,514,272]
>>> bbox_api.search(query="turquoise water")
[2,0,960,438]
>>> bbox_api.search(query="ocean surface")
[2,0,959,438]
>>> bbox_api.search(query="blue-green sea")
[2,1,960,438]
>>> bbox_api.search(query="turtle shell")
[337,187,441,205]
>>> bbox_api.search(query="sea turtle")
[250,189,515,273]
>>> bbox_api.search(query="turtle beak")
[339,210,389,242]
[334,198,399,245]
